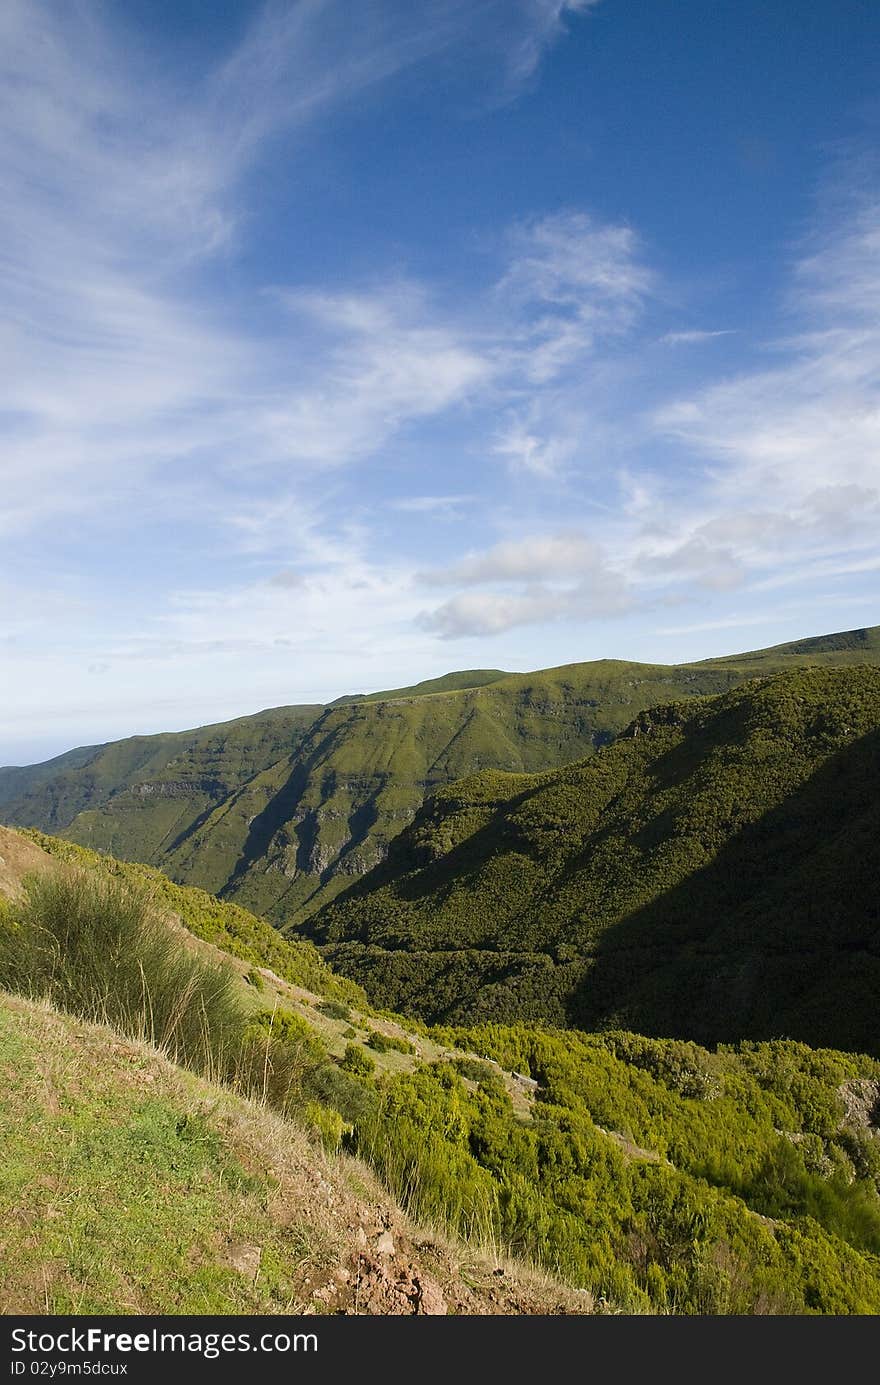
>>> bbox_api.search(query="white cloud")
[390,495,472,514]
[501,2,602,89]
[661,329,736,346]
[500,211,652,377]
[267,569,308,589]
[248,208,653,482]
[421,577,631,638]
[418,529,631,635]
[482,210,655,477]
[422,531,608,584]
[492,415,581,476]
[420,589,568,637]
[632,483,880,598]
[656,191,880,506]
[266,287,492,466]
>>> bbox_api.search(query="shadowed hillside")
[306,666,880,1055]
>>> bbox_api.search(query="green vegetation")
[0,995,348,1313]
[367,1029,415,1055]
[318,999,352,1021]
[0,869,240,1067]
[341,1043,376,1077]
[20,829,364,1006]
[350,1026,880,1313]
[0,862,383,1151]
[453,1056,498,1084]
[2,626,877,928]
[0,871,336,1122]
[1,831,878,1313]
[309,666,880,1054]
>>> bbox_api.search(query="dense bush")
[453,1056,499,1085]
[305,1060,378,1124]
[366,1029,414,1054]
[341,1042,376,1077]
[348,1032,880,1314]
[319,999,352,1021]
[0,871,245,1073]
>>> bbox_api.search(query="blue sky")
[2,0,879,763]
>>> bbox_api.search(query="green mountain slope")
[306,666,880,1055]
[1,627,878,927]
[0,743,102,810]
[0,702,322,865]
[3,825,880,1315]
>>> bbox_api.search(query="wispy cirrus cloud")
[414,167,880,638]
[235,206,655,484]
[485,211,654,475]
[264,286,492,466]
[660,329,736,346]
[0,1,598,543]
[499,211,653,381]
[655,181,880,514]
[501,1,602,89]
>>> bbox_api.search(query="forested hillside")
[307,666,880,1054]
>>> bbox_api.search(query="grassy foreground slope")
[1,628,878,926]
[1,827,879,1314]
[6,826,365,1007]
[0,993,588,1316]
[308,666,880,1054]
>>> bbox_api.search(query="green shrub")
[318,1000,351,1021]
[0,871,244,1073]
[347,1046,880,1314]
[305,1062,377,1124]
[453,1056,497,1085]
[237,1008,328,1114]
[304,1100,346,1152]
[366,1029,415,1055]
[341,1043,375,1077]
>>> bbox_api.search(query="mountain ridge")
[1,624,878,926]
